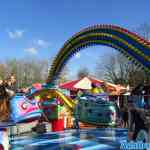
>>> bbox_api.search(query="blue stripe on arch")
[69,27,150,56]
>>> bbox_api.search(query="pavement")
[11,128,128,150]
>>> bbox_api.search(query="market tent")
[105,83,126,95]
[74,77,95,90]
[59,77,103,90]
[59,77,126,95]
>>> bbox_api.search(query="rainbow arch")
[48,25,150,84]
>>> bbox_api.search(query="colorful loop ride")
[1,25,150,149]
[47,24,150,85]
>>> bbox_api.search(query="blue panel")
[10,95,42,123]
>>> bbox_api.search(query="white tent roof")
[74,77,92,90]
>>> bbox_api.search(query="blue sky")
[0,0,150,78]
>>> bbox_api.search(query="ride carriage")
[0,85,43,150]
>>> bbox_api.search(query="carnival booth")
[59,77,127,127]
[59,77,126,96]
[59,76,126,108]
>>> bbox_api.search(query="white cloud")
[75,53,81,59]
[7,29,25,39]
[34,39,49,48]
[24,47,38,55]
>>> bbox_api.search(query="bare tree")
[77,67,90,79]
[0,57,49,88]
[58,66,69,84]
[0,63,8,80]
[96,51,148,87]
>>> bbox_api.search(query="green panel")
[43,102,65,120]
[74,97,117,126]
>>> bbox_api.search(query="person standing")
[0,81,11,122]
[128,100,147,141]
[122,107,128,128]
[5,74,17,93]
[74,102,80,129]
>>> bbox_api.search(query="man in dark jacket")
[128,100,147,141]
